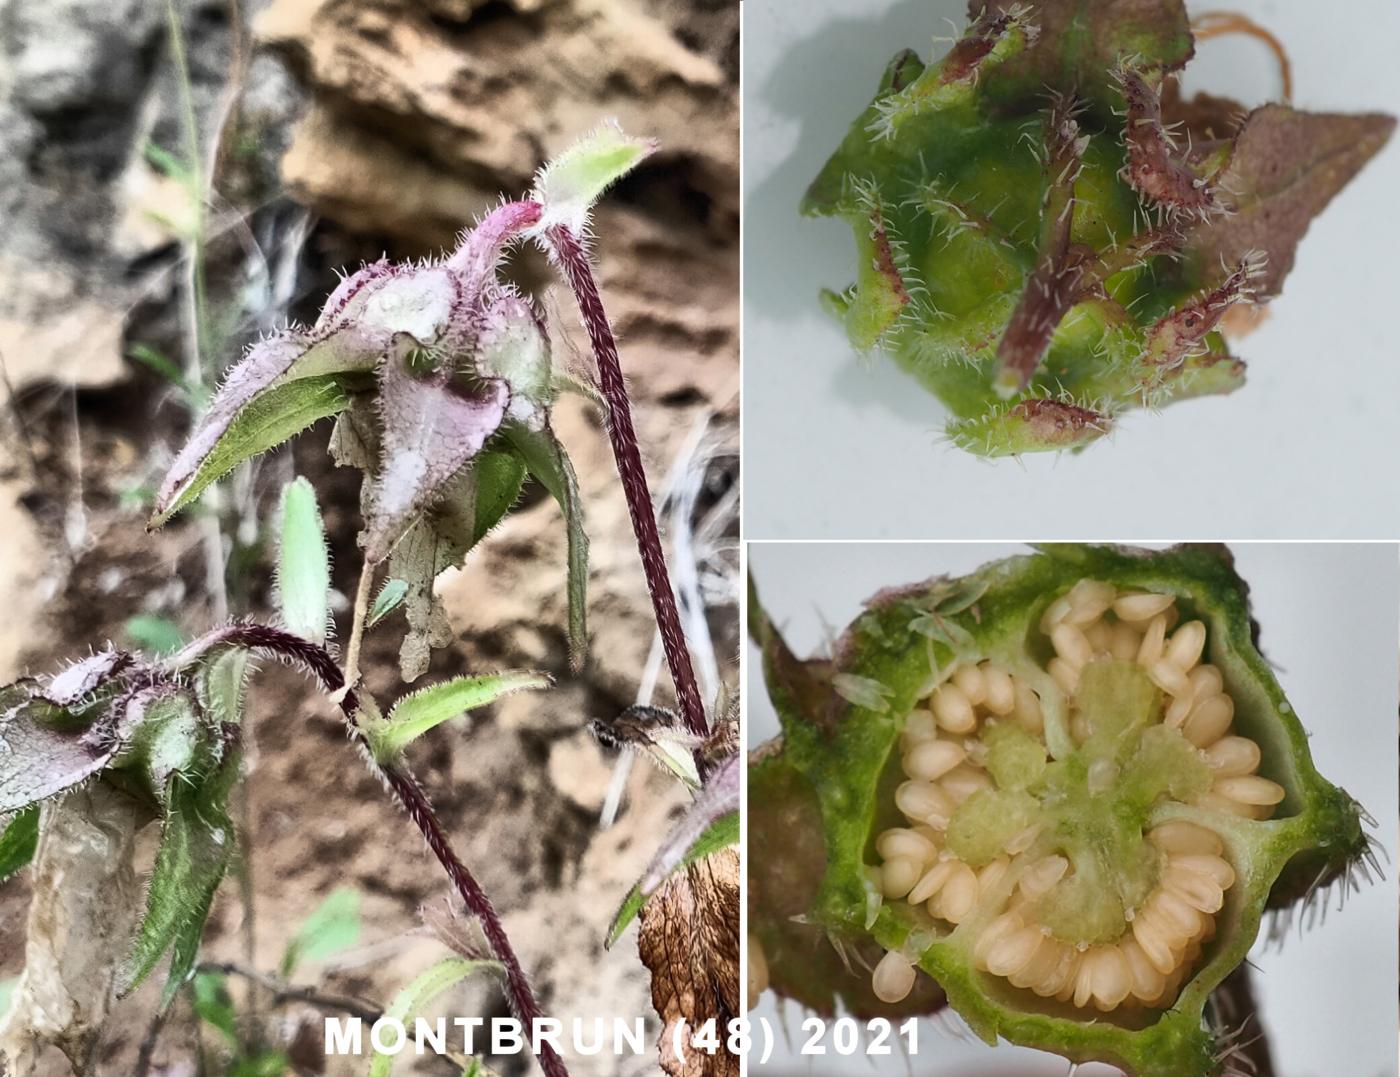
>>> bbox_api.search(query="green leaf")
[196,649,250,728]
[531,121,657,232]
[229,1052,290,1077]
[191,963,240,1041]
[128,343,197,400]
[606,808,739,948]
[277,478,331,645]
[367,579,410,628]
[143,141,197,192]
[370,957,499,1077]
[470,450,528,545]
[162,884,218,1011]
[281,887,362,979]
[153,374,354,527]
[0,806,39,883]
[125,614,185,656]
[122,755,239,996]
[370,672,550,763]
[503,424,589,668]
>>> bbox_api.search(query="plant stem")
[195,624,568,1077]
[342,561,376,692]
[544,223,708,746]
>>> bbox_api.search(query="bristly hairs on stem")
[181,622,570,1077]
[541,222,710,758]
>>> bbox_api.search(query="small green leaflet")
[281,887,362,978]
[503,424,589,668]
[606,810,739,948]
[367,579,409,628]
[531,122,657,233]
[121,754,239,999]
[191,963,238,1041]
[368,672,550,763]
[0,807,39,883]
[125,614,185,656]
[370,957,499,1077]
[277,478,332,645]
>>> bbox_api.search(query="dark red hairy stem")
[543,223,709,748]
[184,623,569,1077]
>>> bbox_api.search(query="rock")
[547,729,614,813]
[0,479,50,681]
[257,0,738,250]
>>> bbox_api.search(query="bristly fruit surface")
[804,1,1393,456]
[747,545,1376,1077]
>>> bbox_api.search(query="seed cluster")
[870,579,1283,1012]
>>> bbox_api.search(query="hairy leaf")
[196,648,250,729]
[122,753,239,996]
[0,692,122,814]
[531,121,658,234]
[127,690,214,803]
[1181,105,1395,298]
[41,650,131,706]
[0,806,39,882]
[504,423,589,668]
[277,477,332,645]
[479,295,556,425]
[152,324,381,526]
[608,794,739,948]
[370,957,499,1077]
[281,887,362,978]
[161,882,219,1010]
[153,374,357,527]
[637,847,740,1076]
[369,671,550,763]
[361,344,511,564]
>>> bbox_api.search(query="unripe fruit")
[748,545,1375,1076]
[803,2,1393,455]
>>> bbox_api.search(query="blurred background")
[745,542,1399,1077]
[0,0,737,1073]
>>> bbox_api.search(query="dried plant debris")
[747,545,1377,1077]
[804,0,1394,456]
[639,847,740,1077]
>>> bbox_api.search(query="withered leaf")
[0,691,120,814]
[1183,104,1396,298]
[387,450,527,681]
[638,847,739,1077]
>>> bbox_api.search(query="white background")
[742,0,1400,539]
[745,543,1399,1077]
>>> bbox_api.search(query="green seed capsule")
[748,545,1373,1076]
[803,4,1393,456]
